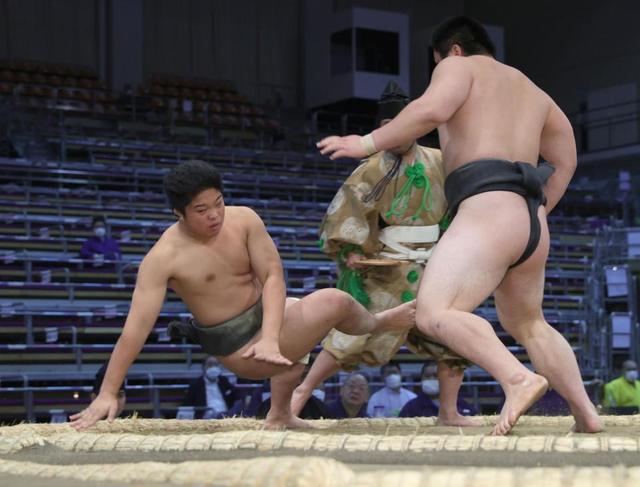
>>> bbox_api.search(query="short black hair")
[91,216,106,227]
[420,361,437,377]
[163,160,224,215]
[92,363,125,395]
[380,362,401,376]
[431,16,495,59]
[202,355,219,371]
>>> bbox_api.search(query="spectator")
[603,360,640,411]
[181,356,239,419]
[91,363,126,418]
[326,373,370,419]
[366,363,416,417]
[80,216,122,261]
[400,362,476,419]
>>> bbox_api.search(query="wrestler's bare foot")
[264,412,312,430]
[375,300,416,332]
[437,412,479,427]
[491,373,548,436]
[290,385,312,418]
[571,405,604,433]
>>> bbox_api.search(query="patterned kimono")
[319,144,468,370]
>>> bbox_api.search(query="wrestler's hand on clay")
[69,392,119,431]
[317,135,366,160]
[346,253,368,269]
[242,337,293,366]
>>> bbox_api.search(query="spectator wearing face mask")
[603,360,640,411]
[399,362,476,419]
[80,216,122,261]
[366,363,416,418]
[181,356,239,419]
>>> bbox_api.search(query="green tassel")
[337,268,370,307]
[439,214,451,232]
[335,244,369,307]
[385,161,433,221]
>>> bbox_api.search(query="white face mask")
[421,379,439,396]
[205,366,222,381]
[311,389,326,402]
[94,227,106,238]
[624,370,638,382]
[385,373,402,390]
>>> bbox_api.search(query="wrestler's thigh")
[220,327,295,378]
[494,207,550,326]
[220,348,292,380]
[278,294,342,362]
[417,204,526,314]
[221,294,350,379]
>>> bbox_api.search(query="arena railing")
[593,227,640,368]
[570,99,640,153]
[1,158,343,202]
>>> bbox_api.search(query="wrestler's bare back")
[437,55,551,173]
[154,206,262,326]
[427,54,576,231]
[316,43,599,436]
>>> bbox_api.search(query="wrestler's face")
[380,119,414,155]
[182,188,225,238]
[421,364,437,381]
[204,356,220,369]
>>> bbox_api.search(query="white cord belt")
[378,225,439,263]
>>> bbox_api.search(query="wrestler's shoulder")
[433,55,474,73]
[226,205,261,220]
[226,206,265,229]
[145,225,180,260]
[138,238,176,278]
[499,62,547,95]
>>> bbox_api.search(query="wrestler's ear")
[173,209,184,221]
[450,44,464,57]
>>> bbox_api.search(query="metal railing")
[592,227,640,368]
[570,99,640,153]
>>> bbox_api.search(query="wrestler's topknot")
[431,16,495,59]
[163,160,224,215]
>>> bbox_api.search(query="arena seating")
[0,60,282,151]
[0,62,632,422]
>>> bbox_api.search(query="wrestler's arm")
[539,100,577,213]
[318,57,472,159]
[70,251,169,430]
[241,208,293,366]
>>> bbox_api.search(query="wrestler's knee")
[314,288,356,315]
[504,316,547,343]
[415,309,446,341]
[274,363,305,383]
